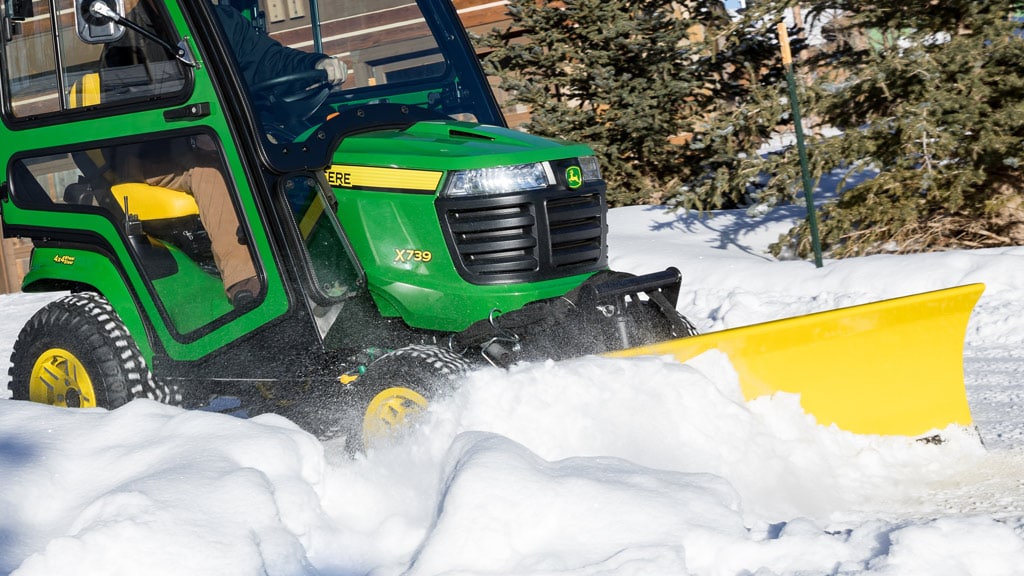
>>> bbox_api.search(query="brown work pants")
[115,141,257,295]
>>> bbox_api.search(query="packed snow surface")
[2,205,1024,575]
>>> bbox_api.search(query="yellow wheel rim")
[28,348,97,408]
[362,386,429,446]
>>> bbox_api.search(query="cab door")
[0,0,291,365]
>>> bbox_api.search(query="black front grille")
[446,203,539,274]
[438,184,608,285]
[547,194,605,267]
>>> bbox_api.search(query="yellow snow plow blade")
[608,284,984,437]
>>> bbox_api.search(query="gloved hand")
[316,57,348,86]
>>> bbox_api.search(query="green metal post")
[778,23,823,268]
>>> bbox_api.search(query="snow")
[3,204,1024,575]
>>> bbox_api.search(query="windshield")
[210,0,505,170]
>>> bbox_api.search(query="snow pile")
[2,205,1024,575]
[1,402,326,575]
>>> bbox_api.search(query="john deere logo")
[566,166,583,189]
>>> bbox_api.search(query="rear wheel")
[8,292,179,409]
[346,344,470,451]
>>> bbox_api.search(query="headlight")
[578,156,602,181]
[444,162,554,197]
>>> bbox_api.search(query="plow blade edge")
[607,283,985,437]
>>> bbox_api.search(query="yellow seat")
[111,182,200,221]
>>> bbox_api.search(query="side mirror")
[9,0,34,20]
[74,0,126,44]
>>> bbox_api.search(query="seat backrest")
[69,73,102,108]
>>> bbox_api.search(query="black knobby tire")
[343,344,471,452]
[8,292,180,409]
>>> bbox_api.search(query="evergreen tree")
[746,1,1024,257]
[481,0,747,206]
[666,0,799,212]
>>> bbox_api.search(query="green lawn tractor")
[0,0,697,447]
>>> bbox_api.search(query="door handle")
[164,102,211,121]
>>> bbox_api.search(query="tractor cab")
[0,0,616,399]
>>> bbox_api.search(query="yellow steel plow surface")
[608,284,985,437]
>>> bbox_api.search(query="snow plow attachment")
[607,283,985,437]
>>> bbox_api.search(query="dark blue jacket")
[212,4,326,87]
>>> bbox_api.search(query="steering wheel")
[251,69,332,123]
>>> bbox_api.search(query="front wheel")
[8,292,179,409]
[346,344,471,452]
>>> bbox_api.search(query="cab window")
[214,0,502,170]
[10,133,261,336]
[2,0,187,119]
[254,0,449,95]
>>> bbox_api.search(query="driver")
[214,2,347,91]
[108,0,347,308]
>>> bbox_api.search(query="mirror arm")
[89,0,196,67]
